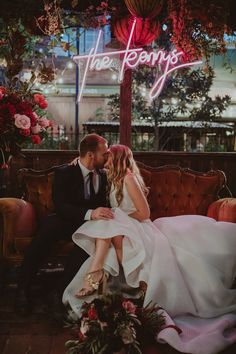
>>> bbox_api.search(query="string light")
[67,61,74,69]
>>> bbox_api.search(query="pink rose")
[31,124,42,134]
[38,116,50,128]
[14,114,31,129]
[122,300,136,314]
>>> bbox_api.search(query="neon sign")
[73,19,202,102]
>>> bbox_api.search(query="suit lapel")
[74,164,85,199]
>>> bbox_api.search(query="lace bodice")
[109,182,136,214]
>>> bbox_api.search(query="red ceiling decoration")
[124,0,163,19]
[114,16,160,47]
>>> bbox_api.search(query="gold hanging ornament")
[35,0,62,36]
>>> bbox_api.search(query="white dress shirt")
[78,160,99,220]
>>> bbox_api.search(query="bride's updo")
[107,144,148,205]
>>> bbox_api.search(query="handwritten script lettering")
[73,19,202,102]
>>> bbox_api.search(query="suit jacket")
[52,164,108,229]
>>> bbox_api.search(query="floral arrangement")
[0,85,51,168]
[65,293,165,354]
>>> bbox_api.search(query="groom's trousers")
[18,214,88,294]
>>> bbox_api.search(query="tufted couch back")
[137,163,226,220]
[18,163,226,222]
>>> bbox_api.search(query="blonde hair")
[107,145,148,205]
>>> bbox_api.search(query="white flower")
[14,114,31,129]
[80,319,90,336]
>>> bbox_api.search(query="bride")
[63,144,236,354]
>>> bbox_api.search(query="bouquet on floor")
[65,293,165,354]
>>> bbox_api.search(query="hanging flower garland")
[167,0,227,62]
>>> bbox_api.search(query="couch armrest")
[0,198,37,263]
[207,198,236,223]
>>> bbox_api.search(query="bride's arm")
[125,174,150,222]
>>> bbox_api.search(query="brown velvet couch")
[1,162,236,266]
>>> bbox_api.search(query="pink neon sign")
[73,19,202,102]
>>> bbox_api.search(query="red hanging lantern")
[124,0,163,19]
[114,16,160,47]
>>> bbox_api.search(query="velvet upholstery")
[0,163,235,265]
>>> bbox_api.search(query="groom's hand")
[91,207,114,220]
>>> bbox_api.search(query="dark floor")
[0,266,235,354]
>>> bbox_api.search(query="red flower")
[122,300,136,314]
[78,330,86,341]
[34,93,48,109]
[0,103,16,118]
[8,93,20,104]
[39,100,48,109]
[88,307,98,320]
[0,86,6,95]
[28,112,38,126]
[0,163,9,170]
[19,128,30,136]
[16,101,32,114]
[31,135,42,144]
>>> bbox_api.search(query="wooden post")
[119,69,132,147]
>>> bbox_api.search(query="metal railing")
[26,124,235,152]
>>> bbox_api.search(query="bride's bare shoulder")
[124,172,137,185]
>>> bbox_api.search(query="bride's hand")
[91,207,114,220]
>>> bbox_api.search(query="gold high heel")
[75,269,109,298]
[139,281,147,299]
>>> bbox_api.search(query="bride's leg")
[89,237,112,271]
[112,235,124,265]
[75,237,111,297]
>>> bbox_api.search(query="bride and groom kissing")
[16,133,236,354]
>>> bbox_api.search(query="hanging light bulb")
[67,62,74,69]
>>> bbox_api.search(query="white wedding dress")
[63,182,236,354]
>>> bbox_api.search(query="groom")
[16,133,113,315]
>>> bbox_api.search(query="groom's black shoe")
[15,288,32,316]
[48,291,65,321]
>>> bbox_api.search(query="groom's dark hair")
[79,134,107,157]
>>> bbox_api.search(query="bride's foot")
[139,281,147,299]
[75,269,108,298]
